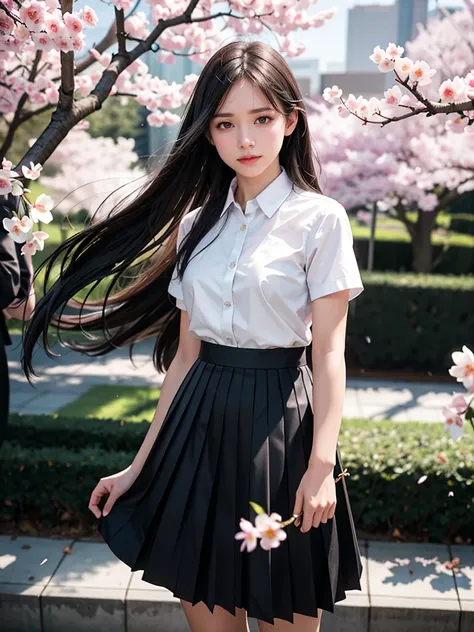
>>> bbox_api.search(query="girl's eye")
[216,116,272,130]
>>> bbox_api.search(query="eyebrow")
[212,107,274,119]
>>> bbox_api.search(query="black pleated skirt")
[98,341,363,625]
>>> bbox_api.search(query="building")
[329,1,430,99]
[287,58,320,99]
[397,0,429,46]
[346,4,398,73]
[320,71,388,100]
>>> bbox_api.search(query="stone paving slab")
[5,334,464,422]
[367,541,460,632]
[450,544,474,632]
[1,536,469,632]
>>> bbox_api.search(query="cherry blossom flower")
[409,60,437,86]
[439,77,468,103]
[2,216,33,243]
[255,513,288,551]
[449,346,474,393]
[81,5,98,27]
[322,85,342,104]
[30,193,54,223]
[442,406,464,441]
[21,161,43,180]
[235,518,260,552]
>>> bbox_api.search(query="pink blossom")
[255,513,287,551]
[337,105,351,119]
[322,85,342,104]
[395,56,414,81]
[449,346,474,393]
[0,171,13,195]
[439,77,467,103]
[445,114,469,134]
[2,216,32,243]
[81,5,98,28]
[30,193,54,224]
[0,10,15,32]
[45,15,62,35]
[235,518,260,553]
[378,58,396,73]
[32,32,54,51]
[369,46,386,65]
[63,12,84,35]
[386,43,404,59]
[21,161,43,180]
[409,60,437,86]
[442,407,464,441]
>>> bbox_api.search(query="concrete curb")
[1,536,472,632]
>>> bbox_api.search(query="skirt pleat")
[98,342,363,625]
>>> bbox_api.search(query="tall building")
[397,0,429,46]
[287,58,320,98]
[346,4,398,73]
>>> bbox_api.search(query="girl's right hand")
[88,465,139,519]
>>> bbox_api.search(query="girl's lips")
[238,156,261,164]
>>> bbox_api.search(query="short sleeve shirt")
[168,166,364,349]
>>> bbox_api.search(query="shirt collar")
[220,166,293,219]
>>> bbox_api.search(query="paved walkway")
[6,334,464,422]
[0,535,472,631]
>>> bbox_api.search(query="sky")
[80,0,465,72]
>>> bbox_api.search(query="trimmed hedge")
[1,414,473,543]
[353,237,474,275]
[450,213,474,237]
[345,272,474,373]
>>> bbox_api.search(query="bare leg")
[181,599,251,632]
[257,609,323,632]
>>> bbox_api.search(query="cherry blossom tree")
[38,125,143,224]
[1,0,335,253]
[1,0,334,165]
[309,100,474,273]
[318,5,474,273]
[322,6,474,133]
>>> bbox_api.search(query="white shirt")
[167,166,364,349]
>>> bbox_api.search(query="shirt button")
[226,337,232,342]
[240,224,247,231]
[229,261,236,268]
[224,301,231,307]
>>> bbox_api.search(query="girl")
[22,41,364,632]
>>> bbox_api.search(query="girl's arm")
[308,289,350,471]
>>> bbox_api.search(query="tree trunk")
[412,210,437,273]
[367,202,377,272]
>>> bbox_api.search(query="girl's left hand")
[293,465,337,533]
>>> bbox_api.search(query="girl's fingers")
[88,483,108,518]
[293,488,303,517]
[301,503,315,533]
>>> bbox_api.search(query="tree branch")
[59,0,75,110]
[115,7,128,56]
[13,0,278,171]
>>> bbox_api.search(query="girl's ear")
[284,109,299,137]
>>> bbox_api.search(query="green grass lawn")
[57,385,161,422]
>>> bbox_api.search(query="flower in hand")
[235,469,350,552]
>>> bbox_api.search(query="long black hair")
[21,40,323,381]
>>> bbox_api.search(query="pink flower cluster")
[0,0,334,124]
[323,42,474,136]
[1,157,51,256]
[235,511,288,553]
[443,346,474,441]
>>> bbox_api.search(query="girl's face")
[207,78,298,177]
